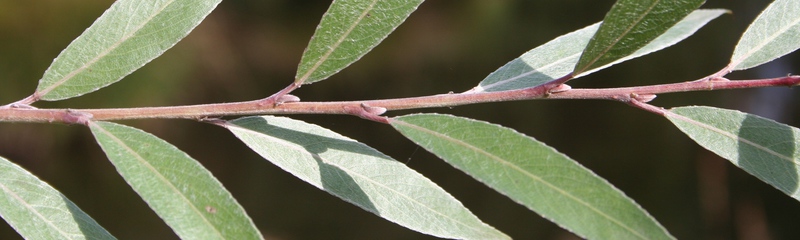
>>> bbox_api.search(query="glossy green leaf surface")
[470,10,724,93]
[35,0,221,101]
[89,121,261,240]
[227,116,508,239]
[729,0,800,71]
[295,0,424,84]
[667,106,800,200]
[391,114,673,240]
[573,0,705,75]
[0,155,115,240]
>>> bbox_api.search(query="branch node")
[360,103,387,116]
[8,103,37,109]
[344,103,388,124]
[199,117,227,127]
[2,95,40,109]
[549,84,572,93]
[789,75,800,87]
[695,67,732,82]
[630,93,657,103]
[704,77,730,90]
[259,82,301,107]
[276,94,301,104]
[544,84,572,97]
[63,109,93,126]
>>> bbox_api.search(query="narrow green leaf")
[573,0,705,76]
[579,9,725,78]
[467,23,599,93]
[667,106,800,200]
[470,10,725,93]
[0,155,115,240]
[391,114,673,240]
[88,121,262,240]
[35,0,221,101]
[226,116,508,240]
[295,0,424,84]
[729,0,800,71]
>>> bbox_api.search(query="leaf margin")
[294,0,425,85]
[666,106,800,200]
[88,120,263,240]
[0,155,116,239]
[729,0,800,71]
[34,0,222,101]
[573,0,706,76]
[470,9,726,93]
[390,113,674,240]
[226,115,509,240]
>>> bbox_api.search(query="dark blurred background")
[1,0,799,239]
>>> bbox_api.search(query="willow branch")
[1,76,797,124]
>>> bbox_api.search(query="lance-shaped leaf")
[469,9,725,93]
[226,116,508,239]
[34,0,221,101]
[0,156,116,239]
[295,0,424,84]
[573,0,705,76]
[89,121,262,240]
[390,114,673,240]
[667,106,800,200]
[466,23,599,93]
[729,0,800,71]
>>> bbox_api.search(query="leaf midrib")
[393,119,650,239]
[731,3,800,69]
[227,122,496,238]
[667,111,797,164]
[37,0,177,98]
[575,0,661,75]
[91,122,224,239]
[0,180,73,238]
[480,52,582,92]
[295,0,379,84]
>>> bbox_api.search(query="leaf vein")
[295,0,379,84]
[577,0,661,74]
[226,122,488,234]
[394,120,648,239]
[0,182,73,238]
[91,122,223,238]
[667,111,797,165]
[37,0,177,98]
